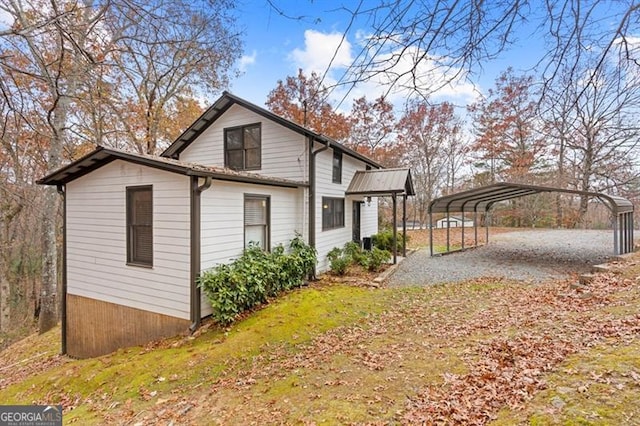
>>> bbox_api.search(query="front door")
[352,201,362,242]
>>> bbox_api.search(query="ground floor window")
[322,197,344,230]
[126,185,153,267]
[245,195,270,250]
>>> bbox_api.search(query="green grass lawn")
[1,256,640,425]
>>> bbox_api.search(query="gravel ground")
[388,229,615,286]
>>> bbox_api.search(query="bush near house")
[371,228,408,252]
[199,235,317,325]
[327,241,391,275]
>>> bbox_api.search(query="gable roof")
[37,146,307,188]
[346,168,415,196]
[161,91,383,169]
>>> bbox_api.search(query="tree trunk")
[0,271,9,333]
[39,186,59,333]
[555,136,565,228]
[39,96,65,334]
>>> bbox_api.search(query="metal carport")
[428,182,634,256]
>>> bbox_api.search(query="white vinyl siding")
[199,182,304,316]
[245,195,269,249]
[314,144,378,272]
[66,160,191,319]
[360,197,379,240]
[180,104,307,181]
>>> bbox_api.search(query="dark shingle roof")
[37,146,307,188]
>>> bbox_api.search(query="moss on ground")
[0,284,387,422]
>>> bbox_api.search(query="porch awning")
[346,168,415,197]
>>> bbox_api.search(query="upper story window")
[126,185,153,267]
[224,123,261,170]
[332,151,342,184]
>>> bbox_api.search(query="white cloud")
[329,45,479,110]
[289,29,353,74]
[239,50,257,73]
[286,29,479,111]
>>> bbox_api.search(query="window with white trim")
[244,195,270,250]
[126,185,153,267]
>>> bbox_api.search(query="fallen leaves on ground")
[127,267,640,425]
[2,255,640,425]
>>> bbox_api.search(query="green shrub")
[343,241,368,267]
[367,247,391,272]
[327,241,391,274]
[371,229,408,252]
[327,247,349,275]
[199,235,317,325]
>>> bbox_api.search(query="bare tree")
[265,1,640,107]
[561,60,640,224]
[397,100,462,226]
[0,0,242,335]
[100,0,242,154]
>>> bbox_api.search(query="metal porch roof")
[346,168,415,196]
[429,182,633,215]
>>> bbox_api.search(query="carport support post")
[614,213,619,255]
[485,211,490,245]
[402,194,407,257]
[392,193,397,264]
[474,210,478,247]
[446,211,451,252]
[429,211,433,256]
[461,210,465,250]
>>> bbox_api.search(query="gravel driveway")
[388,229,615,286]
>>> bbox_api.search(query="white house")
[435,215,474,229]
[38,92,414,358]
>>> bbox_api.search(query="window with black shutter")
[322,197,345,230]
[127,186,153,267]
[244,195,270,250]
[225,123,261,170]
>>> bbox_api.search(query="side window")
[332,151,342,184]
[225,123,261,170]
[126,186,153,267]
[322,197,345,230]
[244,195,270,250]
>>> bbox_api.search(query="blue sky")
[229,0,547,111]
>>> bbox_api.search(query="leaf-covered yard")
[1,253,640,425]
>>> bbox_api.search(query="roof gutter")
[189,176,212,332]
[309,137,330,252]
